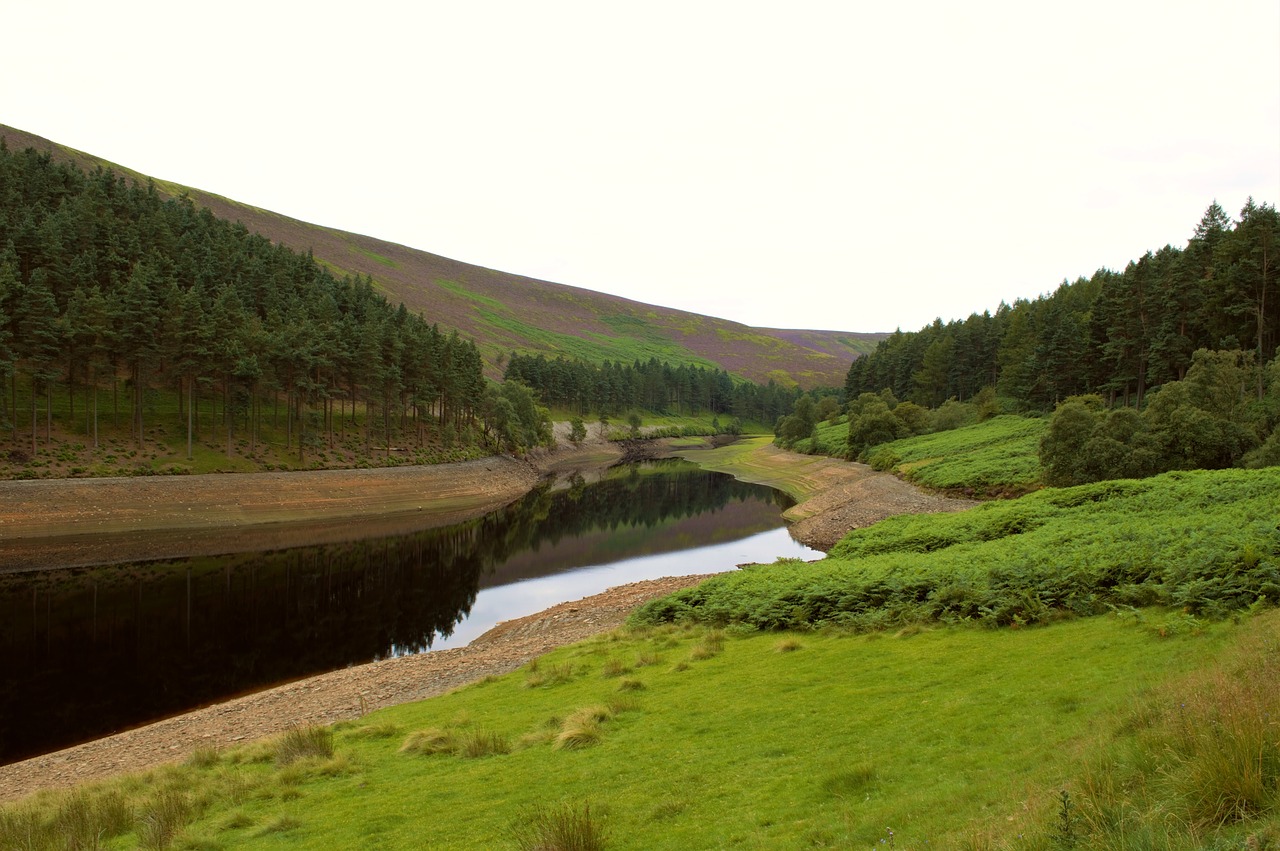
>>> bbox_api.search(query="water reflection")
[0,461,809,764]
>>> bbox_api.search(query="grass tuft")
[600,658,630,678]
[526,662,577,688]
[186,747,221,769]
[137,789,193,850]
[254,815,302,836]
[821,764,878,799]
[510,800,609,851]
[342,721,401,740]
[1073,611,1280,843]
[273,724,334,766]
[458,728,512,759]
[400,728,458,756]
[633,651,661,667]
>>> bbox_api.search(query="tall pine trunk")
[187,375,194,460]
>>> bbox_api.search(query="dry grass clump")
[458,728,513,758]
[341,721,402,740]
[510,800,609,851]
[185,747,221,769]
[555,705,616,751]
[688,628,727,661]
[10,788,136,851]
[774,638,803,653]
[1073,612,1280,844]
[400,728,459,756]
[601,657,632,678]
[525,660,578,688]
[273,724,334,767]
[400,725,511,758]
[137,788,193,850]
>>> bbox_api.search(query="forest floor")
[0,431,976,801]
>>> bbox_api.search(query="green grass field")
[6,611,1274,850]
[795,414,1046,496]
[865,416,1046,495]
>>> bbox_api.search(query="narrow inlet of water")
[0,460,817,764]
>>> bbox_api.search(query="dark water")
[0,460,814,765]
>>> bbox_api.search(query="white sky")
[3,1,1278,333]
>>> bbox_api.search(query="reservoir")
[0,460,815,764]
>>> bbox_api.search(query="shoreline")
[0,573,711,802]
[0,436,978,802]
[0,441,634,572]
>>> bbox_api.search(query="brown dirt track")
[0,437,975,802]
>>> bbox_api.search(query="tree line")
[844,201,1278,411]
[502,352,804,426]
[0,141,493,460]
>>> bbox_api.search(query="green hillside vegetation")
[633,466,1279,632]
[0,125,884,388]
[861,415,1045,495]
[774,345,1279,497]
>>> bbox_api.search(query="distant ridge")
[0,125,885,387]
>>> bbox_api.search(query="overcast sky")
[4,1,1278,333]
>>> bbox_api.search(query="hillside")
[0,125,883,387]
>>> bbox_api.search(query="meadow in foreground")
[2,608,1276,849]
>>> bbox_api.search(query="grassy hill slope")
[1,125,884,387]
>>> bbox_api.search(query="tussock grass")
[774,638,803,653]
[399,728,458,756]
[555,705,615,751]
[340,721,401,740]
[1073,611,1280,844]
[21,787,135,851]
[254,814,302,836]
[458,728,512,758]
[273,725,334,767]
[554,724,603,751]
[633,650,661,667]
[821,764,877,798]
[399,725,510,758]
[185,747,221,769]
[220,811,255,831]
[510,800,609,851]
[600,658,630,678]
[525,661,577,688]
[616,678,646,692]
[137,788,192,850]
[605,696,639,715]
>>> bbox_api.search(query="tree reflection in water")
[0,461,797,764]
